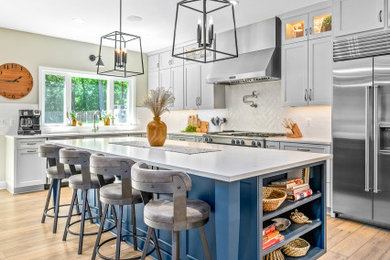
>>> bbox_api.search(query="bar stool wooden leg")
[78,189,88,254]
[63,189,77,241]
[141,227,152,260]
[199,227,211,260]
[131,203,138,250]
[53,179,62,233]
[172,231,180,260]
[41,178,53,224]
[115,205,123,260]
[151,228,163,260]
[92,203,109,260]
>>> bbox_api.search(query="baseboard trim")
[0,181,6,190]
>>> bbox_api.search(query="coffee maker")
[17,110,41,135]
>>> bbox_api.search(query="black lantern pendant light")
[172,0,238,63]
[97,0,144,77]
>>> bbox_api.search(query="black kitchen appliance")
[17,109,41,135]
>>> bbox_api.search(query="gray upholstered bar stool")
[60,148,116,255]
[90,154,158,260]
[39,144,81,233]
[131,162,211,260]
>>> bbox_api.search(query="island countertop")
[50,136,332,182]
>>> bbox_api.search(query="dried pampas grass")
[144,87,175,117]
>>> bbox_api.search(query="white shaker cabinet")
[308,37,333,105]
[5,137,46,194]
[159,49,184,70]
[184,64,202,110]
[148,54,160,72]
[160,67,184,110]
[333,0,385,37]
[148,70,159,91]
[282,41,309,106]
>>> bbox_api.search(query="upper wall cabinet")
[283,14,309,44]
[159,49,184,70]
[281,5,332,107]
[148,54,160,72]
[333,0,385,37]
[283,8,332,45]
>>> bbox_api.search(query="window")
[114,81,128,124]
[71,77,108,124]
[44,74,65,124]
[40,67,136,126]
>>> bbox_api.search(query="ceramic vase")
[147,116,167,146]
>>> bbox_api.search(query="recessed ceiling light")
[229,0,239,5]
[127,15,143,22]
[72,18,85,24]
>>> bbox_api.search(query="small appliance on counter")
[17,109,41,135]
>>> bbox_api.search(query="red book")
[262,234,285,250]
[287,189,313,201]
[262,224,276,236]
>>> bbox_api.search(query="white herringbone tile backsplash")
[224,81,331,139]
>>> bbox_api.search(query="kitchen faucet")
[92,111,102,132]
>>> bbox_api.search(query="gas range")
[203,131,285,148]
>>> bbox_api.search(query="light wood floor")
[1,189,390,260]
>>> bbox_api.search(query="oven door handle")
[365,86,371,192]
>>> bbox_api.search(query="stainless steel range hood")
[207,17,281,85]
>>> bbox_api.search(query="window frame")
[39,66,136,127]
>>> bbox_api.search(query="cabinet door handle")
[309,89,312,101]
[379,10,383,22]
[305,28,309,36]
[27,150,37,153]
[304,89,308,101]
[310,27,313,34]
[297,148,311,152]
[26,142,37,146]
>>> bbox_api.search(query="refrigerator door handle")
[373,85,379,193]
[365,86,371,192]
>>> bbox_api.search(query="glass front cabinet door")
[283,14,309,44]
[309,8,332,39]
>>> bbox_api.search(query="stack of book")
[262,224,285,250]
[269,176,312,202]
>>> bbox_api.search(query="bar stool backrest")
[39,144,66,175]
[90,153,135,199]
[131,162,192,229]
[60,148,91,184]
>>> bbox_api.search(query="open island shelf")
[258,162,327,260]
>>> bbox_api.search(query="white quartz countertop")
[49,137,332,182]
[5,130,145,139]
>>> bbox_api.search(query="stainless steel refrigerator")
[333,33,390,226]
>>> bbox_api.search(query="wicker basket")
[263,187,287,212]
[263,249,285,260]
[282,238,310,257]
[272,218,291,232]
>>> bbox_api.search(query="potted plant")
[102,114,112,126]
[68,112,77,126]
[143,87,175,146]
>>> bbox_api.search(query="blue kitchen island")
[51,137,331,260]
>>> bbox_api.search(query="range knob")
[231,139,236,145]
[204,137,209,142]
[240,140,245,145]
[209,138,213,142]
[251,141,256,146]
[257,141,262,147]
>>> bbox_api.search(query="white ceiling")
[0,0,326,53]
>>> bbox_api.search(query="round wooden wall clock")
[0,63,33,99]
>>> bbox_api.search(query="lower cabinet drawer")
[280,142,331,154]
[17,139,45,150]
